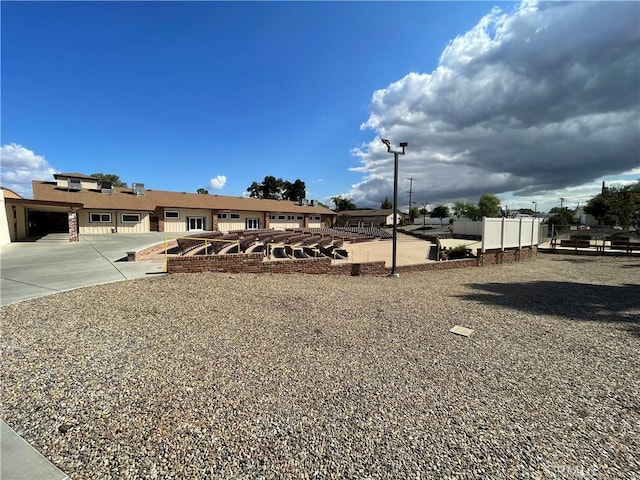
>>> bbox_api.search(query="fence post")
[518,218,523,250]
[531,219,535,247]
[501,217,506,252]
[481,217,486,253]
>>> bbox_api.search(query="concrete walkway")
[1,421,70,480]
[1,233,180,479]
[0,232,176,306]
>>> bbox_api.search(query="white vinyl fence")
[452,220,482,236]
[482,217,540,252]
[453,218,541,252]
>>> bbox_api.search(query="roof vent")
[298,198,306,206]
[67,178,82,192]
[309,200,317,207]
[101,181,114,194]
[132,183,145,196]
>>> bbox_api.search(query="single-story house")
[1,173,336,244]
[335,209,404,227]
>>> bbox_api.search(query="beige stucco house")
[1,173,336,243]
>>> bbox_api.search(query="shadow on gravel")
[457,281,640,337]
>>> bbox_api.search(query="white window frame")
[230,213,241,219]
[217,212,228,219]
[278,215,285,220]
[296,216,303,220]
[121,213,141,223]
[246,218,260,230]
[164,210,180,219]
[90,212,112,223]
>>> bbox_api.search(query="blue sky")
[2,1,638,214]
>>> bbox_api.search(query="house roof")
[32,180,336,215]
[1,186,23,199]
[4,196,84,211]
[53,173,99,181]
[337,209,403,217]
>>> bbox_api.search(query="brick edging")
[166,246,538,276]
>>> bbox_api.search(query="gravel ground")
[2,254,639,479]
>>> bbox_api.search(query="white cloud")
[351,1,640,209]
[0,143,57,198]
[208,175,227,190]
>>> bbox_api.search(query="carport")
[4,198,83,242]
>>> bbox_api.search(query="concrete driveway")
[0,233,174,306]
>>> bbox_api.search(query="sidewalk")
[0,233,173,306]
[1,421,70,480]
[1,233,182,479]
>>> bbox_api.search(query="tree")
[246,176,306,201]
[261,175,283,199]
[381,197,392,209]
[517,208,534,216]
[246,176,285,199]
[91,173,127,187]
[331,196,356,212]
[478,194,502,218]
[431,205,451,226]
[466,204,481,221]
[547,207,576,229]
[584,181,640,228]
[409,206,420,222]
[453,201,481,220]
[283,179,306,202]
[197,188,209,194]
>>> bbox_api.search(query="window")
[230,213,241,219]
[297,216,303,220]
[121,213,141,223]
[217,213,228,219]
[310,215,321,221]
[270,215,277,220]
[278,215,285,220]
[90,213,111,223]
[164,211,180,219]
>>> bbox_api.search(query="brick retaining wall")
[166,246,537,276]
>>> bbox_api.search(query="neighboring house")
[574,206,598,227]
[335,209,404,227]
[2,173,336,243]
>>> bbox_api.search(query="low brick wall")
[166,246,537,276]
[167,253,264,274]
[263,257,332,275]
[477,246,537,266]
[128,240,179,261]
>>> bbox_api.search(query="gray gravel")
[2,254,639,479]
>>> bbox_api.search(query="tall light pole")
[422,202,428,230]
[532,201,537,216]
[381,138,407,277]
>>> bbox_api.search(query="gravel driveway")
[1,254,639,479]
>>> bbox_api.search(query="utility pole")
[560,197,565,209]
[407,177,414,220]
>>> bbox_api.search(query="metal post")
[381,139,407,277]
[391,150,399,276]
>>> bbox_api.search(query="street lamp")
[381,138,408,277]
[532,201,537,216]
